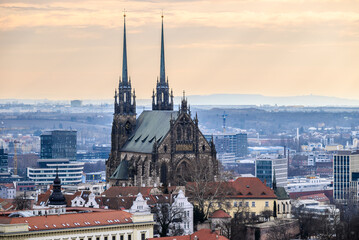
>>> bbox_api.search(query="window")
[120,236,124,240]
[113,236,116,240]
[96,238,100,240]
[105,237,108,240]
[252,202,255,207]
[141,233,146,240]
[128,235,132,240]
[245,202,249,207]
[265,201,269,207]
[234,201,237,207]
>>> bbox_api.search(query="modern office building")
[333,150,359,203]
[256,155,288,188]
[205,133,248,157]
[0,148,8,173]
[40,130,77,161]
[27,159,84,185]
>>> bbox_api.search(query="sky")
[1,0,359,100]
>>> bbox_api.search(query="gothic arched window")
[177,127,182,140]
[160,163,168,185]
[186,127,192,141]
[142,161,146,177]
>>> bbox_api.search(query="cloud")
[1,1,359,31]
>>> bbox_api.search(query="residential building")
[99,187,194,236]
[148,229,229,240]
[187,177,290,219]
[27,159,84,185]
[40,130,77,161]
[333,150,359,203]
[0,183,16,199]
[0,148,8,174]
[286,176,332,193]
[255,155,288,188]
[0,209,154,240]
[205,133,248,158]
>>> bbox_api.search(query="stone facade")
[106,15,218,187]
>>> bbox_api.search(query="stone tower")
[152,15,174,111]
[106,13,136,180]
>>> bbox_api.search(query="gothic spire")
[160,14,165,84]
[122,11,128,84]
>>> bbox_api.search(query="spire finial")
[122,9,128,85]
[183,90,185,99]
[160,12,166,84]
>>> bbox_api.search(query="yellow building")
[0,209,154,240]
[188,177,291,220]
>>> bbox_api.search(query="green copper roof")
[274,187,289,200]
[111,159,129,180]
[121,110,178,153]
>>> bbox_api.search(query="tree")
[13,193,31,210]
[267,219,297,240]
[185,158,231,223]
[151,203,186,237]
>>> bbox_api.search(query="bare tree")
[267,219,296,240]
[13,193,31,210]
[151,203,186,237]
[185,158,231,223]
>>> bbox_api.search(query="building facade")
[256,155,288,188]
[333,150,359,203]
[41,130,77,161]
[0,148,8,174]
[27,159,84,185]
[106,15,218,187]
[206,133,248,158]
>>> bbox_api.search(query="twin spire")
[114,12,136,115]
[152,14,174,111]
[115,12,173,113]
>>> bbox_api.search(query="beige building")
[188,177,291,219]
[0,209,154,240]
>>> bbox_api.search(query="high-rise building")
[333,150,359,203]
[205,133,248,157]
[0,148,8,173]
[40,130,77,161]
[256,155,288,188]
[27,159,84,185]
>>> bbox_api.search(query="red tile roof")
[298,193,330,202]
[148,229,229,240]
[0,210,133,231]
[289,190,333,203]
[102,186,153,197]
[209,210,231,219]
[186,177,277,199]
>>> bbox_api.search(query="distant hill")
[173,94,359,107]
[2,94,359,106]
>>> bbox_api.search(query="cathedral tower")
[107,13,136,180]
[152,15,174,111]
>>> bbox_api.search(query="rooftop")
[0,210,133,232]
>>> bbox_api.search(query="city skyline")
[1,0,359,100]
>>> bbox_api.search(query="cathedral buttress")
[107,13,136,181]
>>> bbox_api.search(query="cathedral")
[106,14,218,187]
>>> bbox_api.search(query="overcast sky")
[1,0,359,100]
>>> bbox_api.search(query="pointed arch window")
[186,127,192,141]
[177,127,182,140]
